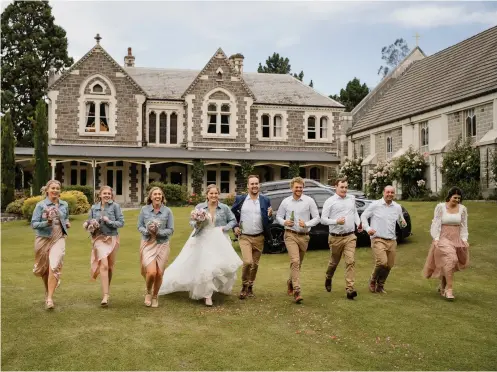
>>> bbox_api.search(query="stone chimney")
[124,47,135,67]
[229,53,244,74]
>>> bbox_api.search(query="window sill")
[79,131,116,137]
[304,139,331,143]
[258,137,287,142]
[147,143,182,148]
[202,134,237,140]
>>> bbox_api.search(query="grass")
[2,201,497,371]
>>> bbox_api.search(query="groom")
[232,175,273,299]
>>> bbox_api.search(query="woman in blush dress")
[31,180,71,310]
[159,184,242,307]
[423,187,470,300]
[137,187,174,308]
[84,186,124,307]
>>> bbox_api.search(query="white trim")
[89,81,107,94]
[70,70,80,75]
[201,87,238,139]
[303,111,334,143]
[135,94,146,146]
[231,76,240,82]
[244,97,253,150]
[253,104,342,113]
[200,75,209,80]
[47,90,59,141]
[256,109,288,142]
[116,72,125,78]
[145,101,184,146]
[204,164,235,198]
[77,74,117,137]
[185,94,195,147]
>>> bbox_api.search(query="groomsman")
[360,185,407,294]
[321,177,362,299]
[232,175,273,299]
[276,177,320,303]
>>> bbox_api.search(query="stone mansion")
[15,35,344,206]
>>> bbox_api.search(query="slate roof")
[350,25,497,134]
[124,67,343,107]
[15,146,340,162]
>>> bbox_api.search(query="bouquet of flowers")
[146,219,161,234]
[191,208,208,237]
[42,206,59,220]
[83,219,101,237]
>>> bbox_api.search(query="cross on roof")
[414,32,421,47]
[95,33,102,44]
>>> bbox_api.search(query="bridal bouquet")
[191,208,208,237]
[146,219,162,234]
[42,206,59,220]
[83,219,101,237]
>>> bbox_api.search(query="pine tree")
[1,112,16,208]
[32,99,50,195]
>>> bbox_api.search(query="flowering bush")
[440,138,481,199]
[338,157,363,190]
[391,148,429,198]
[187,193,205,206]
[223,193,236,206]
[491,149,497,185]
[367,161,394,199]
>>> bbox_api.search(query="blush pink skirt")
[33,222,65,283]
[140,239,170,278]
[90,235,120,279]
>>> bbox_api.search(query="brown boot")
[287,280,294,296]
[294,290,303,304]
[325,276,332,292]
[239,285,248,300]
[247,285,254,298]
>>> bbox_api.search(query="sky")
[2,0,497,97]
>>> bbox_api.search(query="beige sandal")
[151,296,159,308]
[45,299,55,310]
[101,294,109,307]
[144,293,152,307]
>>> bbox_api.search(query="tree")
[257,52,312,86]
[32,99,50,195]
[377,38,410,78]
[1,0,74,146]
[328,78,370,112]
[1,113,16,208]
[309,80,314,88]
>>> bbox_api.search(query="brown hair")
[146,186,165,205]
[247,174,260,183]
[95,185,115,203]
[335,177,348,187]
[290,177,305,188]
[40,180,61,196]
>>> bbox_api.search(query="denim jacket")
[31,198,70,237]
[137,204,175,244]
[191,202,236,232]
[88,201,124,236]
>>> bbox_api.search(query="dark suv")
[262,187,412,254]
[260,179,366,199]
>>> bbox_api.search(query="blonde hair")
[95,185,115,203]
[290,177,305,188]
[40,180,61,196]
[147,186,165,205]
[205,184,219,201]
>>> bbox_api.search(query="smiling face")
[291,182,304,199]
[47,182,61,200]
[151,188,164,205]
[336,180,348,198]
[449,193,461,205]
[100,187,113,203]
[207,186,219,203]
[247,176,260,196]
[383,186,395,203]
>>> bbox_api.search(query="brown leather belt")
[241,232,264,237]
[330,231,355,237]
[285,229,309,236]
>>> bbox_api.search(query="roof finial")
[95,33,102,44]
[414,32,421,47]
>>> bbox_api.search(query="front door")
[170,172,182,185]
[104,161,126,204]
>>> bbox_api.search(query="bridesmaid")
[137,187,174,308]
[31,180,70,310]
[84,185,124,306]
[423,186,470,300]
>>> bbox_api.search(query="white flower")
[417,179,426,187]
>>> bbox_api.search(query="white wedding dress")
[158,213,243,300]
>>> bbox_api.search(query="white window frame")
[89,81,107,95]
[201,88,238,139]
[147,110,181,146]
[78,74,117,137]
[145,102,184,147]
[68,161,90,186]
[386,135,393,160]
[420,121,429,152]
[303,112,333,142]
[256,109,288,141]
[464,108,476,139]
[204,165,235,196]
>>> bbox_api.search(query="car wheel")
[264,225,287,254]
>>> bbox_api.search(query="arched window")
[262,114,270,138]
[159,112,167,144]
[170,112,178,144]
[465,109,476,138]
[307,116,316,139]
[148,112,156,143]
[92,84,103,93]
[274,115,282,137]
[359,144,364,158]
[85,102,109,133]
[319,117,328,139]
[310,167,320,181]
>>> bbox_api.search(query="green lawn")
[2,202,497,371]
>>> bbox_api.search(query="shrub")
[22,193,78,221]
[62,185,94,204]
[391,148,429,198]
[145,182,188,206]
[5,198,25,215]
[367,161,394,199]
[222,193,235,206]
[441,138,480,182]
[339,157,363,190]
[491,149,497,185]
[187,193,205,206]
[60,190,90,214]
[439,180,482,201]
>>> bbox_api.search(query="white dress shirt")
[240,195,264,235]
[321,194,360,234]
[360,198,404,240]
[276,194,320,233]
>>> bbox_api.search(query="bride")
[159,184,242,306]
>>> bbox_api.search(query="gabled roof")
[125,67,344,107]
[350,25,497,134]
[181,47,256,100]
[48,43,147,96]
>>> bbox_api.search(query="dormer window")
[92,84,103,93]
[216,67,224,81]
